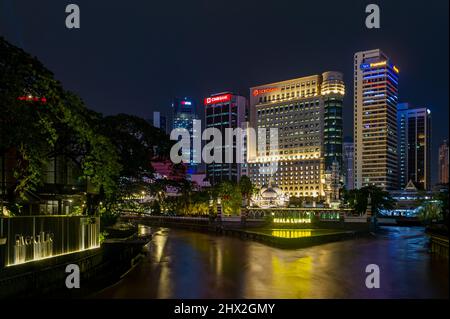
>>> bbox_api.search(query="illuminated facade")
[354,49,399,190]
[343,137,354,190]
[248,72,345,200]
[204,92,248,185]
[172,97,199,174]
[438,139,449,184]
[149,111,167,133]
[397,103,432,190]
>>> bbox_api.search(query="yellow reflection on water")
[271,229,312,238]
[271,255,313,297]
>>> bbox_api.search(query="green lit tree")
[418,201,443,224]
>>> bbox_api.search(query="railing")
[0,215,100,267]
[429,234,449,259]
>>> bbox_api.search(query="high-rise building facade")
[397,103,432,190]
[172,97,199,174]
[439,139,449,184]
[354,49,399,190]
[343,137,354,190]
[149,111,167,133]
[248,71,345,199]
[204,92,248,185]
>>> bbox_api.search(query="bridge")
[121,206,372,232]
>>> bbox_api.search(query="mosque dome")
[261,187,278,199]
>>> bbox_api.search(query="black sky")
[1,0,448,184]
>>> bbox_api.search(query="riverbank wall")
[0,239,146,298]
[123,216,373,248]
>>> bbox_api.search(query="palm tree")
[239,176,253,207]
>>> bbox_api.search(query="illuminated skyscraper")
[343,137,354,190]
[149,111,167,133]
[397,103,432,190]
[354,49,399,190]
[439,139,449,184]
[204,92,248,185]
[172,97,199,174]
[248,71,345,200]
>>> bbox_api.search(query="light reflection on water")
[95,226,448,299]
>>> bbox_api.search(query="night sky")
[1,0,448,183]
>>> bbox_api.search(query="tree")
[288,196,303,208]
[0,37,121,216]
[434,190,449,227]
[101,114,172,179]
[418,201,443,224]
[217,181,242,216]
[239,175,253,207]
[342,185,396,216]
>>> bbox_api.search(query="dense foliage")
[0,37,172,220]
[342,185,396,216]
[0,37,121,215]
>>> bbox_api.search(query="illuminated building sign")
[360,60,388,70]
[370,61,387,67]
[393,65,400,73]
[181,100,192,105]
[17,95,47,103]
[204,93,232,105]
[252,87,279,96]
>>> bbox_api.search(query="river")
[94,226,448,299]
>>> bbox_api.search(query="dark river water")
[94,226,448,299]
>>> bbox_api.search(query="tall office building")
[439,139,449,184]
[397,103,432,190]
[343,137,354,190]
[248,71,345,200]
[204,92,248,185]
[172,97,199,174]
[354,49,399,190]
[148,111,167,133]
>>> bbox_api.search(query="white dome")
[261,188,278,199]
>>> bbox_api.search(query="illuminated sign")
[17,96,47,103]
[360,63,371,70]
[370,61,387,67]
[360,61,388,70]
[252,87,279,96]
[204,94,232,105]
[393,65,400,73]
[181,100,192,106]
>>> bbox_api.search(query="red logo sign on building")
[204,94,232,105]
[252,87,278,96]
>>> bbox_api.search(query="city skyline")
[0,0,448,303]
[0,0,448,185]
